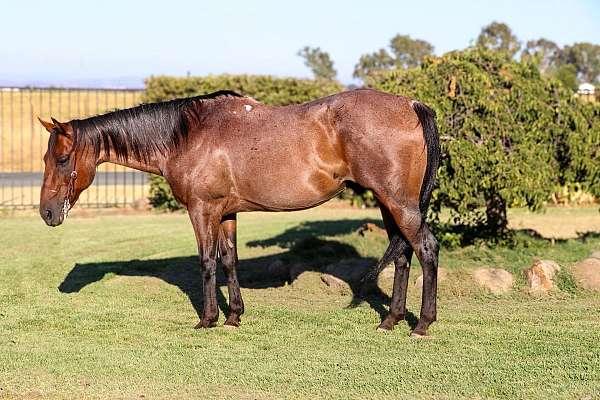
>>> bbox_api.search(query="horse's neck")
[97,150,164,176]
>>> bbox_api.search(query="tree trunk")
[485,192,508,234]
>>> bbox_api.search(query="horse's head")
[38,118,96,226]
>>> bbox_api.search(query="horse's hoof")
[410,332,433,339]
[376,327,391,333]
[223,324,239,330]
[194,320,217,329]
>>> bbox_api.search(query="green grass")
[1,206,600,399]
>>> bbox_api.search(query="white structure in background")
[577,83,596,103]
[578,83,595,95]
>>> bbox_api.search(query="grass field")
[0,88,142,172]
[1,205,599,399]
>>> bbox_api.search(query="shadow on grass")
[59,219,399,326]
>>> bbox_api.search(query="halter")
[62,160,78,219]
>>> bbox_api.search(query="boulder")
[324,258,372,284]
[292,271,324,291]
[472,268,513,294]
[320,274,352,295]
[414,268,449,289]
[267,259,290,281]
[289,263,311,282]
[572,257,600,291]
[523,259,561,292]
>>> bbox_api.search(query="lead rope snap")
[63,170,78,219]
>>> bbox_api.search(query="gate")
[0,87,147,209]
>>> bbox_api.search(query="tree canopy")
[476,21,521,57]
[297,46,338,81]
[353,34,434,81]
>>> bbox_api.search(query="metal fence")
[0,87,147,209]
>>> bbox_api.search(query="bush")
[145,74,343,211]
[370,48,600,238]
[143,75,343,105]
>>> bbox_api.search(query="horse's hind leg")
[218,214,244,327]
[377,205,414,331]
[377,198,439,337]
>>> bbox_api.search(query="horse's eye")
[57,156,69,165]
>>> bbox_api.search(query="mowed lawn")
[1,205,599,399]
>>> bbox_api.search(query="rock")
[291,271,322,291]
[472,268,514,294]
[589,251,600,260]
[267,259,289,281]
[572,257,600,291]
[414,268,449,289]
[522,259,561,292]
[320,274,352,295]
[289,263,310,282]
[131,197,150,210]
[324,258,372,284]
[356,222,387,237]
[379,263,396,280]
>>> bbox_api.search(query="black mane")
[71,90,242,163]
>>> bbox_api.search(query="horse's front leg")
[219,214,244,328]
[188,201,223,328]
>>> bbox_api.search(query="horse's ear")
[38,117,55,133]
[50,117,72,138]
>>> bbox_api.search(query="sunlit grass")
[0,205,599,399]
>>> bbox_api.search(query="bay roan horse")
[39,88,440,337]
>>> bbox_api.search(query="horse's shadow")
[59,219,416,326]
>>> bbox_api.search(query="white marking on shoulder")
[245,104,253,112]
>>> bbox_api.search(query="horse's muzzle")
[40,205,64,227]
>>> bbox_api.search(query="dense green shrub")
[143,74,342,105]
[145,74,343,211]
[370,48,600,237]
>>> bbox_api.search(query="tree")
[297,46,337,81]
[476,21,521,57]
[521,38,561,74]
[353,35,434,81]
[353,49,395,80]
[561,42,600,83]
[389,34,434,69]
[553,64,578,90]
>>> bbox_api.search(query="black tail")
[362,101,440,283]
[412,101,440,215]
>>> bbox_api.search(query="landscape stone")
[414,268,449,289]
[472,268,514,294]
[323,258,372,284]
[572,257,600,291]
[267,259,290,281]
[320,273,353,295]
[522,259,561,292]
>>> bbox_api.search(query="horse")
[39,88,440,337]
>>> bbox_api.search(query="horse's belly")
[237,167,345,212]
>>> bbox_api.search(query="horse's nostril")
[45,209,52,221]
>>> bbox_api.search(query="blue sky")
[1,0,599,87]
